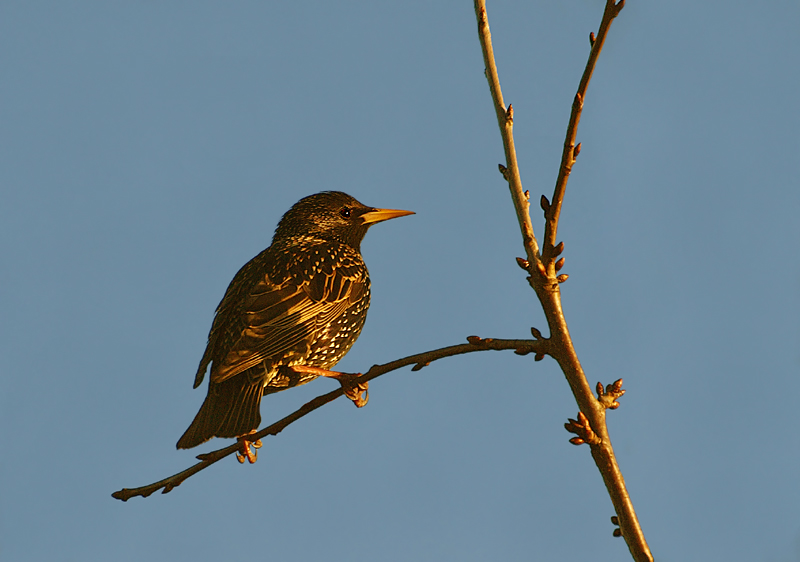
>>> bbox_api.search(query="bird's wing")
[198,244,368,386]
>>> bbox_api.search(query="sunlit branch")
[112,336,546,501]
[472,2,652,561]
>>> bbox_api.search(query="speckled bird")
[176,191,413,458]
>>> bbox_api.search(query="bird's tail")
[176,373,264,449]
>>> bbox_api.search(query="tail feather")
[176,372,263,449]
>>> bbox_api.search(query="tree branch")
[543,0,625,265]
[473,2,653,561]
[112,336,546,501]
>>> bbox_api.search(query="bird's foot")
[336,373,369,408]
[236,434,262,464]
[290,365,369,407]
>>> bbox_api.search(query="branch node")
[516,257,530,270]
[514,347,531,356]
[589,31,596,47]
[530,327,543,340]
[466,335,482,345]
[597,378,625,410]
[573,142,582,158]
[574,92,584,109]
[506,103,514,123]
[612,515,623,537]
[555,257,565,272]
[411,362,429,372]
[534,352,545,362]
[553,241,565,256]
[498,163,508,179]
[478,7,488,28]
[614,0,626,16]
[540,194,551,214]
[565,411,601,445]
[524,190,530,201]
[556,274,569,283]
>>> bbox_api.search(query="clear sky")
[1,2,799,561]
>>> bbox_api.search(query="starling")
[176,191,413,460]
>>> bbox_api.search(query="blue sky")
[1,2,799,561]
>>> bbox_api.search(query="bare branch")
[472,2,653,561]
[474,3,541,269]
[112,336,547,501]
[543,0,625,265]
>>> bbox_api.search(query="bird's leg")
[236,432,263,464]
[290,365,369,407]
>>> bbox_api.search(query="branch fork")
[473,1,652,560]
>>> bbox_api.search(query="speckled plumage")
[176,191,411,449]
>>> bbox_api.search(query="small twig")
[543,0,625,265]
[475,2,541,270]
[112,337,547,501]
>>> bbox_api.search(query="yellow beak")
[360,207,415,225]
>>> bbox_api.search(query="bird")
[176,191,413,462]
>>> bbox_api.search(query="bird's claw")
[236,436,262,464]
[338,374,369,408]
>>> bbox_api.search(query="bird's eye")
[339,206,352,219]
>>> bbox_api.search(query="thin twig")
[475,3,541,270]
[473,2,652,562]
[543,0,626,265]
[112,336,546,501]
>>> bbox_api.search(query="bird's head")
[273,191,414,250]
